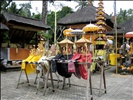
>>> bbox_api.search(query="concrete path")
[1,67,133,100]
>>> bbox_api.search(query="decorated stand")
[16,0,109,99]
[117,31,133,74]
[17,34,46,88]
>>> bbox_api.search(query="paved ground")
[1,67,133,100]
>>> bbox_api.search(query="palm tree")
[74,0,94,10]
[117,8,133,24]
[117,9,128,24]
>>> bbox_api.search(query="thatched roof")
[119,17,133,32]
[0,23,9,31]
[106,17,133,35]
[106,28,125,35]
[0,12,51,44]
[2,12,50,30]
[57,5,114,29]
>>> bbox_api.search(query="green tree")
[19,2,32,18]
[0,0,12,14]
[41,0,74,45]
[2,1,32,18]
[32,13,42,19]
[117,8,133,24]
[127,8,133,18]
[47,6,74,44]
[74,0,94,10]
[57,6,73,20]
[7,2,22,14]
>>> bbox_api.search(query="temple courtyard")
[1,67,133,100]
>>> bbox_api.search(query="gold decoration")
[82,23,99,32]
[97,16,105,20]
[63,28,75,37]
[75,36,92,47]
[58,38,73,47]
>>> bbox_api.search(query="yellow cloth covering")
[21,42,45,74]
[24,55,41,74]
[21,55,34,68]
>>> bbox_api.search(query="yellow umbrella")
[75,36,92,47]
[63,28,75,37]
[58,38,74,46]
[82,23,99,33]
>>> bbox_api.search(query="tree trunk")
[42,0,48,24]
[42,0,49,50]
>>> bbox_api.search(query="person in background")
[119,41,130,56]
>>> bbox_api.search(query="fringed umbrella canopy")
[63,28,75,37]
[82,23,99,33]
[125,31,133,38]
[75,36,92,47]
[58,38,74,47]
[70,29,83,35]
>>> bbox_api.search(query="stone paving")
[1,67,133,100]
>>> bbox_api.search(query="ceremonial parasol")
[75,36,92,47]
[70,29,83,35]
[125,31,133,38]
[58,38,74,46]
[125,31,133,54]
[63,28,75,37]
[82,23,99,33]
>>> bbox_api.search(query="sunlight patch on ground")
[111,74,132,78]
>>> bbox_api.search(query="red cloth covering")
[68,52,92,80]
[68,61,75,72]
[77,53,92,80]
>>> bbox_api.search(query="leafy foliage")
[47,6,74,44]
[117,8,133,24]
[18,2,32,18]
[74,0,94,10]
[0,0,12,14]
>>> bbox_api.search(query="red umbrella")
[125,31,133,38]
[125,31,133,54]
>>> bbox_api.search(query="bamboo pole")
[54,3,57,44]
[54,3,58,55]
[114,0,118,74]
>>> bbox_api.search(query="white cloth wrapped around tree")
[120,42,130,52]
[107,39,113,45]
